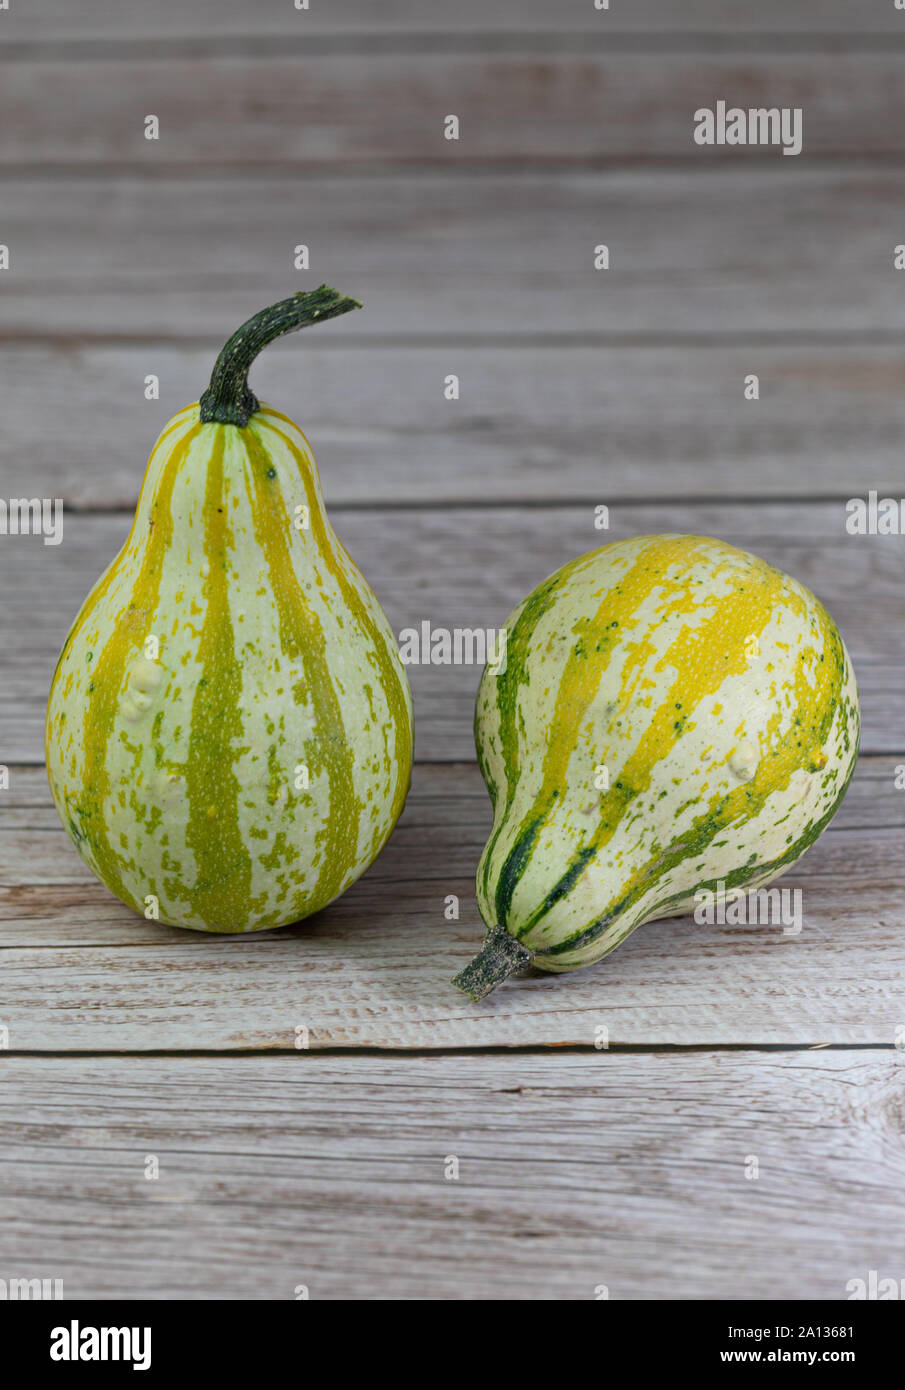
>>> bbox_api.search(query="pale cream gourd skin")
[454,534,860,998]
[45,289,413,932]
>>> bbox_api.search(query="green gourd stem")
[451,928,532,1001]
[199,286,362,428]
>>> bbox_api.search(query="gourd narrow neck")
[451,929,533,1000]
[199,286,361,428]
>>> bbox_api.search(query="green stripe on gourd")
[454,534,860,998]
[46,289,413,932]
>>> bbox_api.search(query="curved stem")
[451,928,532,1001]
[199,286,361,428]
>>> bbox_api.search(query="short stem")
[199,286,361,427]
[451,928,533,1001]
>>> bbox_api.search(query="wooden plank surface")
[1,505,898,763]
[1,169,900,339]
[3,1,899,43]
[6,344,905,510]
[0,759,901,1049]
[0,1052,901,1299]
[0,54,903,166]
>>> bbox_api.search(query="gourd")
[45,287,413,932]
[453,534,859,998]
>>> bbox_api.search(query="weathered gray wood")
[1,169,902,338]
[3,0,895,42]
[1,505,898,763]
[0,758,901,1048]
[0,54,901,166]
[0,1053,900,1298]
[7,344,905,510]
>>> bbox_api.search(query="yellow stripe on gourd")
[182,427,254,928]
[242,424,363,914]
[253,412,412,838]
[75,422,202,909]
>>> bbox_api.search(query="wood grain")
[0,1053,901,1299]
[7,343,905,510]
[0,54,902,167]
[0,758,901,1049]
[1,169,901,339]
[3,0,896,43]
[1,505,898,763]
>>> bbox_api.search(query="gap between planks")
[0,1043,896,1058]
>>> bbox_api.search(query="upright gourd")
[454,534,859,998]
[46,288,413,932]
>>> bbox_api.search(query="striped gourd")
[453,534,859,998]
[46,288,413,932]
